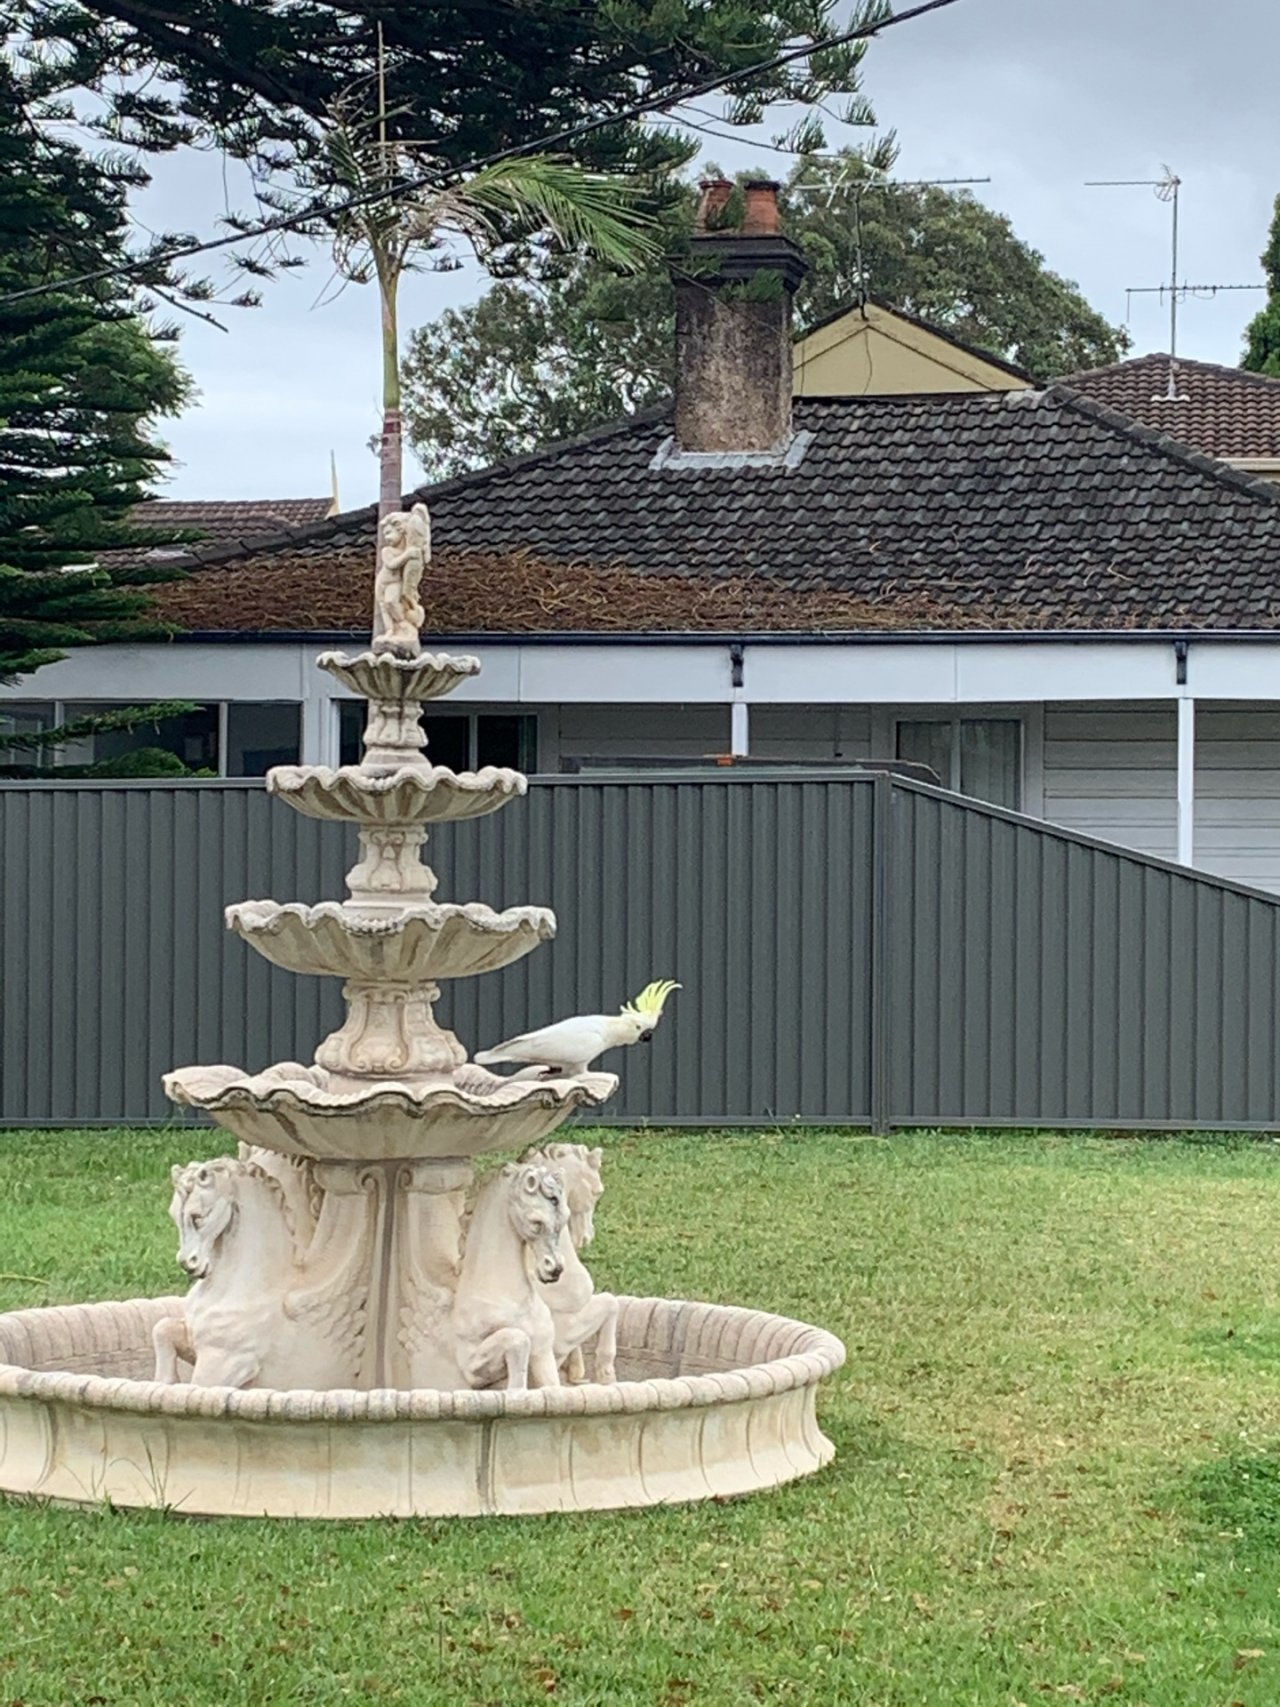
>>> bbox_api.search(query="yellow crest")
[621,979,681,1019]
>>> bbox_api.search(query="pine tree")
[26,2,883,187]
[1243,195,1280,377]
[0,62,195,773]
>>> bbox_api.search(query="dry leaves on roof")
[153,544,1055,635]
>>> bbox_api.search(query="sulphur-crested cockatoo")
[475,981,680,1078]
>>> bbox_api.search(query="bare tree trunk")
[377,266,402,523]
[372,261,403,646]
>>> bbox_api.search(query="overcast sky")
[138,0,1280,502]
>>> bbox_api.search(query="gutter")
[172,628,1280,648]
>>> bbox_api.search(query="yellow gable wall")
[793,300,1027,396]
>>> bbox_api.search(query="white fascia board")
[0,641,314,701]
[7,634,1280,710]
[744,644,958,702]
[516,645,732,703]
[746,641,1180,704]
[1180,642,1280,699]
[953,642,1178,703]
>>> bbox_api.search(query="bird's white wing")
[475,1014,611,1069]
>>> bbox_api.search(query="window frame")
[338,703,538,772]
[893,713,1025,809]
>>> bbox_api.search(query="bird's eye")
[530,1219,544,1233]
[190,1214,204,1229]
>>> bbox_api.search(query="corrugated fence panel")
[0,776,874,1126]
[887,784,1280,1128]
[433,776,874,1122]
[0,785,350,1123]
[6,772,1280,1128]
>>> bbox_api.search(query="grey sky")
[142,0,1280,502]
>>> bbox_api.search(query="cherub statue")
[372,502,430,656]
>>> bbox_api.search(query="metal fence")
[4,771,1280,1130]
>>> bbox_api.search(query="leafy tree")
[0,59,195,774]
[786,155,1128,376]
[403,153,1130,477]
[1243,195,1280,377]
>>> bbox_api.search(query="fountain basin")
[0,1296,845,1518]
[227,899,556,980]
[316,649,481,703]
[163,1062,619,1161]
[267,764,526,826]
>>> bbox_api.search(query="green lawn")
[0,1127,1278,1705]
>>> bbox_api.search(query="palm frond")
[440,158,659,272]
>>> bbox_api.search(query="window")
[0,702,55,769]
[423,714,471,772]
[61,702,219,773]
[896,718,1022,809]
[338,704,537,771]
[338,700,364,767]
[225,703,300,776]
[475,714,537,772]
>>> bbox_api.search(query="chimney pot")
[695,177,735,232]
[741,180,782,236]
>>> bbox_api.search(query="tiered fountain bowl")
[0,508,844,1517]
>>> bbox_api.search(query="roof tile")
[154,391,1280,635]
[1061,354,1280,461]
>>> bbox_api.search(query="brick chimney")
[671,178,809,455]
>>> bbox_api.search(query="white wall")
[552,704,729,768]
[1042,705,1177,862]
[1194,706,1280,893]
[1039,702,1280,894]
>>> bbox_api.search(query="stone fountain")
[0,504,844,1517]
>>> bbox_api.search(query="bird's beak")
[640,1032,653,1044]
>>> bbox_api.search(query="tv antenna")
[818,170,992,305]
[1086,167,1264,398]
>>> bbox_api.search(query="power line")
[2,0,967,308]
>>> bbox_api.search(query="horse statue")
[530,1143,619,1384]
[152,1156,358,1390]
[450,1162,567,1391]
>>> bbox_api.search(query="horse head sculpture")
[535,1144,604,1249]
[502,1162,568,1285]
[168,1159,239,1279]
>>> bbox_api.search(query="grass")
[0,1128,1278,1704]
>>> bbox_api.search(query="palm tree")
[322,48,658,518]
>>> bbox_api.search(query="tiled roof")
[1060,354,1280,462]
[154,389,1280,636]
[124,497,334,560]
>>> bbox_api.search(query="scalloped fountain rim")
[265,764,529,828]
[162,1065,618,1117]
[226,899,557,938]
[0,1296,846,1516]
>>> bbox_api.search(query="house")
[1060,352,1280,482]
[793,295,1032,397]
[9,180,1280,893]
[122,497,336,560]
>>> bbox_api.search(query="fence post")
[868,770,894,1135]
